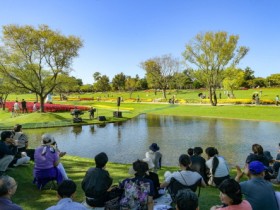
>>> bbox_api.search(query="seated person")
[205,147,230,186]
[160,154,206,199]
[0,131,29,172]
[145,143,162,173]
[46,180,87,210]
[0,131,18,175]
[210,179,252,210]
[33,134,66,189]
[82,152,113,208]
[175,188,199,210]
[190,147,207,183]
[0,175,23,210]
[12,124,33,161]
[245,144,271,180]
[120,160,154,210]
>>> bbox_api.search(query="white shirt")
[206,156,229,177]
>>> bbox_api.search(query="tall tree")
[141,54,180,99]
[112,72,126,91]
[241,67,255,88]
[0,24,83,112]
[223,68,244,96]
[267,74,280,87]
[53,74,80,100]
[183,31,249,106]
[93,75,111,92]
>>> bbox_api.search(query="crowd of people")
[1,128,280,210]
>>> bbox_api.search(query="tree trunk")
[209,86,217,106]
[163,88,167,99]
[39,95,45,112]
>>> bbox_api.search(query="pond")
[24,114,280,167]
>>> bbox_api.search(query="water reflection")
[24,114,280,167]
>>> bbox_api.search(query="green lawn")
[10,155,279,210]
[1,93,280,209]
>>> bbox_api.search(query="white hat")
[41,134,55,145]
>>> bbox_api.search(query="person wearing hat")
[33,134,65,189]
[145,143,162,173]
[81,152,113,208]
[0,131,18,175]
[235,161,278,210]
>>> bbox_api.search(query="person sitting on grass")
[190,147,207,183]
[160,154,206,201]
[210,178,252,210]
[46,179,87,210]
[175,188,199,210]
[235,161,278,210]
[145,143,162,173]
[0,131,18,176]
[33,134,66,189]
[81,152,113,208]
[0,175,23,210]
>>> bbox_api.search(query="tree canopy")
[0,24,83,111]
[183,31,249,105]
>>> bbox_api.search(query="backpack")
[120,180,150,210]
[167,177,201,202]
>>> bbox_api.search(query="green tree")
[0,75,16,110]
[183,31,249,106]
[141,54,180,99]
[241,67,255,88]
[93,75,111,92]
[112,72,126,91]
[0,24,83,112]
[267,74,280,87]
[125,76,137,98]
[53,74,79,100]
[222,68,244,97]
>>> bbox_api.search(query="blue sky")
[0,0,279,84]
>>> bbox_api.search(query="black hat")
[95,152,108,168]
[149,143,160,152]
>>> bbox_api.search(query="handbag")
[105,185,124,210]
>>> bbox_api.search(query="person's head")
[41,134,56,146]
[218,178,242,205]
[22,99,25,101]
[57,180,76,198]
[132,159,149,177]
[187,148,194,156]
[0,175,18,198]
[205,147,218,158]
[175,189,199,210]
[179,154,191,169]
[149,143,160,152]
[95,152,108,168]
[249,160,266,176]
[1,131,14,142]
[193,147,203,156]
[252,144,263,155]
[13,124,22,132]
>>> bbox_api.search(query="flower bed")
[4,102,89,112]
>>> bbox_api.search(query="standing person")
[276,95,279,106]
[145,143,162,173]
[88,107,96,120]
[0,175,23,210]
[33,102,37,112]
[21,99,28,113]
[13,100,20,116]
[81,152,113,208]
[205,147,230,186]
[0,131,18,175]
[210,179,252,210]
[46,180,87,210]
[235,161,278,210]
